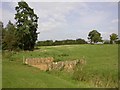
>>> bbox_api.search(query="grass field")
[2,44,118,88]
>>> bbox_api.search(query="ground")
[2,44,118,88]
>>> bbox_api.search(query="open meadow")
[2,44,118,88]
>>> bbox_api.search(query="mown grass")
[2,44,118,88]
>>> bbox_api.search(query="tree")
[76,38,87,44]
[88,30,102,44]
[2,21,18,50]
[110,33,118,44]
[0,21,3,48]
[15,1,39,50]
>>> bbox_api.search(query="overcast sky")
[1,1,118,41]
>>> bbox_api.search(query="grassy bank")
[2,44,118,88]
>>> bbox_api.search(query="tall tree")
[88,30,102,44]
[110,33,118,44]
[15,1,39,50]
[0,21,3,47]
[2,21,18,50]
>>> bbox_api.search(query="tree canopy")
[88,30,102,44]
[2,21,18,50]
[110,33,118,44]
[0,21,3,48]
[15,1,39,50]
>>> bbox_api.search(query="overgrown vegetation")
[73,62,118,88]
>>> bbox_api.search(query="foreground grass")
[2,44,118,88]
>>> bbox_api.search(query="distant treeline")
[36,38,87,46]
[36,39,120,46]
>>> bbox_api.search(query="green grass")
[2,44,118,88]
[0,51,2,89]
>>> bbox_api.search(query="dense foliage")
[15,1,39,50]
[0,21,2,48]
[110,33,118,44]
[88,30,102,44]
[2,21,18,50]
[2,1,39,51]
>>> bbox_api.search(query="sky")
[1,1,118,41]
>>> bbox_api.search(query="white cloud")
[1,2,118,41]
[27,2,81,32]
[77,10,109,26]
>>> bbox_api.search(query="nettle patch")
[23,57,86,72]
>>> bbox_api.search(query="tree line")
[36,39,87,46]
[36,30,119,46]
[0,1,119,51]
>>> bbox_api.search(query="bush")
[2,51,16,61]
